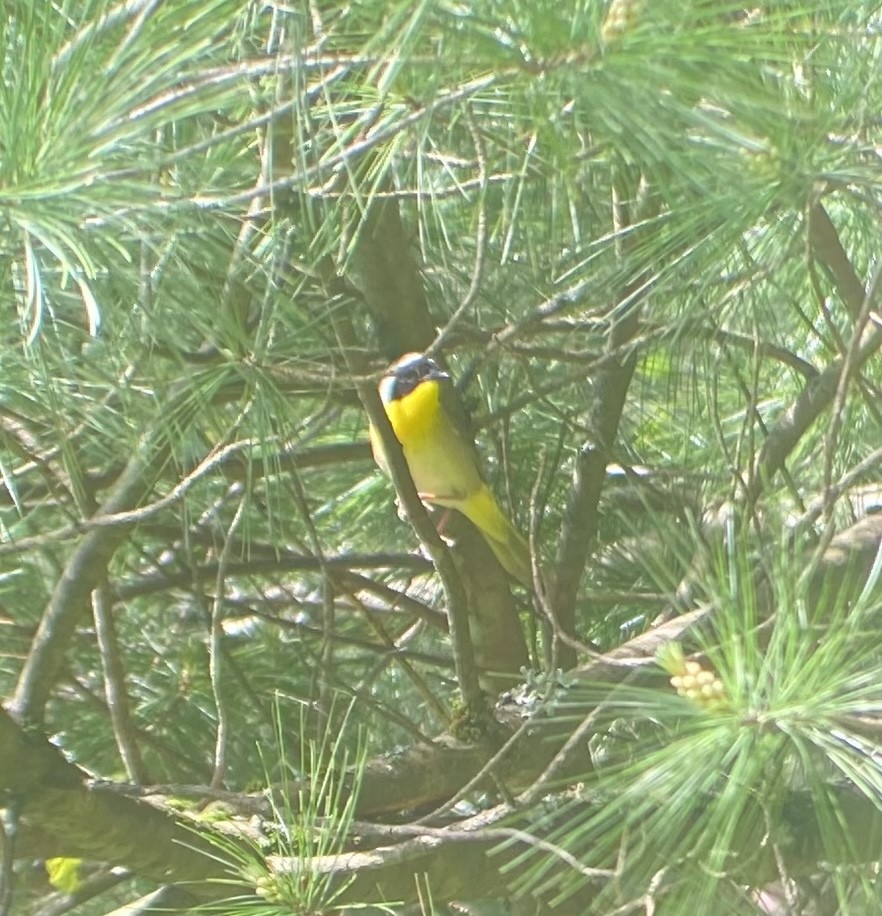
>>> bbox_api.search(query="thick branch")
[550,332,638,651]
[808,202,868,319]
[6,514,882,908]
[749,202,882,498]
[0,707,247,899]
[10,449,153,724]
[345,195,528,692]
[270,834,518,905]
[266,782,882,910]
[751,319,882,498]
[354,354,485,714]
[346,197,436,360]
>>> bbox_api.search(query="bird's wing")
[437,377,487,484]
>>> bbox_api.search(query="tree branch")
[808,202,868,320]
[0,707,247,901]
[750,315,882,499]
[343,194,528,693]
[6,511,882,909]
[10,448,154,724]
[550,175,654,666]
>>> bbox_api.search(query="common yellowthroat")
[370,353,532,586]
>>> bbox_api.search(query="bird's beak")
[426,365,450,382]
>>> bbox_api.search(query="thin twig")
[749,312,882,502]
[0,802,16,916]
[289,461,337,724]
[93,582,149,784]
[792,444,882,536]
[53,0,157,71]
[428,107,489,358]
[355,372,486,716]
[113,552,435,602]
[516,705,603,808]
[550,174,651,662]
[808,203,868,319]
[0,436,260,557]
[341,585,449,723]
[809,259,882,576]
[822,258,882,519]
[209,489,247,789]
[350,818,614,882]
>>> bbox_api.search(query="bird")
[370,352,532,586]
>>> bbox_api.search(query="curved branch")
[10,449,154,724]
[750,320,882,499]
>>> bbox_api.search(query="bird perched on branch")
[370,352,532,586]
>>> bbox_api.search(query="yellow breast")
[385,378,443,445]
[373,378,481,504]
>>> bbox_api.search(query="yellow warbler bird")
[370,352,531,586]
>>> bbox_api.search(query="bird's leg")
[417,492,454,542]
[435,508,452,537]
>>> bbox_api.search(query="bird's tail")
[460,484,532,586]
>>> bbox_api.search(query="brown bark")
[11,451,153,725]
[346,196,530,689]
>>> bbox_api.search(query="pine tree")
[1,1,882,913]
